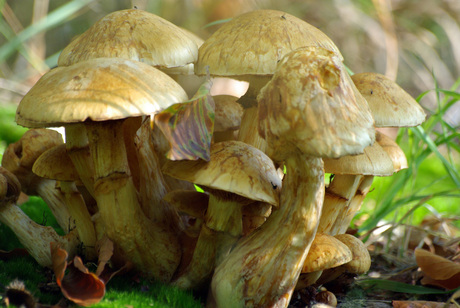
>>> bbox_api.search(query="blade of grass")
[0,0,94,63]
[358,278,460,295]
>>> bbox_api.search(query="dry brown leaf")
[50,242,105,306]
[393,300,456,308]
[415,248,460,290]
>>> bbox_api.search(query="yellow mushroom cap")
[335,234,371,274]
[213,95,243,132]
[258,47,375,161]
[16,58,188,128]
[377,132,408,172]
[196,9,343,80]
[162,140,281,206]
[32,144,79,182]
[58,9,198,69]
[301,233,352,273]
[351,72,426,127]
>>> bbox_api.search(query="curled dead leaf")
[50,242,105,306]
[415,248,460,290]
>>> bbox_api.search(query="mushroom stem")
[331,175,374,235]
[58,181,97,259]
[211,154,323,307]
[237,106,267,153]
[134,119,181,231]
[85,120,181,282]
[0,167,79,267]
[317,175,362,235]
[65,124,95,197]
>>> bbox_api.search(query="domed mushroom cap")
[335,234,371,274]
[258,47,375,161]
[195,9,343,79]
[16,58,188,128]
[324,131,394,176]
[351,72,426,127]
[377,132,408,172]
[162,140,281,206]
[301,233,352,273]
[213,95,243,132]
[58,9,198,69]
[32,144,80,182]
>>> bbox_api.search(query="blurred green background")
[1,0,459,248]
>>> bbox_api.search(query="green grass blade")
[411,126,460,187]
[0,0,93,63]
[358,278,460,295]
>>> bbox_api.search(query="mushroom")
[58,8,198,73]
[317,234,371,285]
[1,129,72,232]
[296,233,352,290]
[212,95,243,143]
[0,166,79,267]
[32,144,97,259]
[318,132,395,235]
[210,46,375,307]
[15,57,189,282]
[319,71,426,235]
[195,9,344,152]
[162,140,281,289]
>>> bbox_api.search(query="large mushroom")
[195,9,344,152]
[210,46,375,307]
[162,140,281,289]
[15,57,189,282]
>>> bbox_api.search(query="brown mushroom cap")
[58,9,198,70]
[162,140,281,207]
[301,233,352,273]
[351,72,426,127]
[377,132,408,172]
[335,234,371,274]
[16,58,188,128]
[32,144,80,182]
[213,95,244,132]
[196,9,343,80]
[258,46,375,161]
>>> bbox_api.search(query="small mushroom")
[163,140,281,289]
[32,144,97,259]
[212,95,243,143]
[296,233,352,289]
[317,234,371,284]
[0,167,79,267]
[1,129,72,232]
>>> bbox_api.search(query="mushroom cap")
[351,72,426,127]
[258,47,375,161]
[16,58,188,128]
[213,95,243,132]
[162,140,281,206]
[195,9,343,81]
[323,131,394,176]
[334,234,371,274]
[377,131,408,172]
[301,233,352,273]
[58,9,198,70]
[0,167,21,204]
[32,144,80,182]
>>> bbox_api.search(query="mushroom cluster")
[1,8,426,307]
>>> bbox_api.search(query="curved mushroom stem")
[0,167,79,267]
[330,175,374,235]
[317,175,362,235]
[211,155,323,307]
[237,106,267,153]
[85,120,181,282]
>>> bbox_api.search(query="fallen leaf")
[415,248,460,290]
[393,300,456,308]
[95,236,114,277]
[50,242,105,306]
[155,77,215,161]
